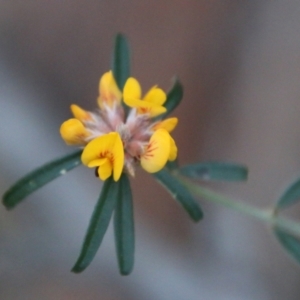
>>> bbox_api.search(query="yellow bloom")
[152,117,178,133]
[60,119,91,145]
[60,71,178,180]
[71,104,92,122]
[141,129,177,173]
[123,77,167,117]
[81,132,124,181]
[97,71,122,109]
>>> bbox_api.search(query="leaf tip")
[168,76,183,93]
[2,197,14,210]
[118,260,134,276]
[120,268,133,276]
[4,205,13,211]
[71,263,85,274]
[115,32,127,40]
[192,211,204,222]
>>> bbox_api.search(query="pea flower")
[1,34,252,278]
[60,71,178,181]
[2,34,205,276]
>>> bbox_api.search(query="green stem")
[176,174,300,238]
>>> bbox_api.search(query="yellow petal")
[152,117,178,133]
[143,86,166,105]
[141,129,171,173]
[71,104,92,122]
[124,97,167,118]
[112,132,124,181]
[123,77,141,100]
[87,158,107,168]
[97,158,113,181]
[60,118,90,145]
[81,137,100,166]
[81,132,124,181]
[98,71,122,109]
[81,132,117,165]
[168,135,178,161]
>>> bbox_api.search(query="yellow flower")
[60,119,91,145]
[151,117,178,133]
[97,71,122,109]
[71,104,93,122]
[81,132,124,181]
[60,71,178,180]
[123,77,167,117]
[141,129,177,173]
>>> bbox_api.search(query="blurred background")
[1,1,300,299]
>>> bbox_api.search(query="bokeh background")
[1,1,300,299]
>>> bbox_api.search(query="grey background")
[1,1,300,299]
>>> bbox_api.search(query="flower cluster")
[60,71,178,181]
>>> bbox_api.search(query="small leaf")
[114,173,134,275]
[72,177,119,273]
[159,77,183,119]
[274,227,300,264]
[179,162,248,182]
[2,150,82,209]
[277,178,300,210]
[112,33,130,91]
[153,168,203,222]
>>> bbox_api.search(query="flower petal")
[81,132,124,181]
[87,158,107,168]
[123,77,141,100]
[97,158,113,180]
[60,118,90,145]
[71,104,92,122]
[124,97,167,118]
[82,134,113,166]
[152,117,178,133]
[112,133,124,181]
[143,86,166,105]
[81,132,116,165]
[141,129,171,173]
[168,135,178,161]
[98,71,122,109]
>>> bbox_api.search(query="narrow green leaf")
[165,159,179,171]
[114,173,134,275]
[112,33,130,91]
[179,162,248,182]
[153,168,203,222]
[159,77,183,119]
[277,178,300,210]
[274,227,300,264]
[72,177,119,273]
[2,150,82,209]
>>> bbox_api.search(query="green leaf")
[114,173,134,275]
[179,162,248,182]
[153,168,203,222]
[277,178,300,210]
[274,227,300,264]
[165,159,179,171]
[159,77,183,119]
[2,150,82,210]
[72,177,119,273]
[112,33,130,91]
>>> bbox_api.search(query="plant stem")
[176,174,300,238]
